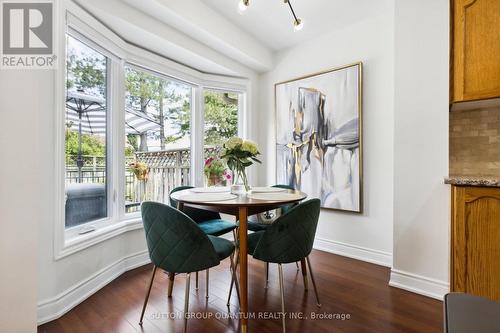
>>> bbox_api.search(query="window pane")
[124,67,192,213]
[65,35,108,228]
[203,90,239,151]
[203,90,239,186]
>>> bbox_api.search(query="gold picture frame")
[274,62,363,213]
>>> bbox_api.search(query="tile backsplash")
[450,107,500,176]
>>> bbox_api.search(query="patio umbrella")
[66,89,161,182]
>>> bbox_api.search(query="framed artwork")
[275,62,363,212]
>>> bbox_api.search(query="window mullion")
[192,86,205,187]
[112,60,126,221]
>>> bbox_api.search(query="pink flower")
[223,169,232,180]
[204,157,213,166]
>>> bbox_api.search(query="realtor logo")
[1,0,56,69]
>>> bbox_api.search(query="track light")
[238,0,249,12]
[237,0,304,31]
[294,18,304,31]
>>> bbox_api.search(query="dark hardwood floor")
[38,250,443,333]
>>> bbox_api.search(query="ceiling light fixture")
[237,0,304,31]
[238,0,249,12]
[284,0,304,31]
[294,18,304,31]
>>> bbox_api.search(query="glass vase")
[231,169,250,195]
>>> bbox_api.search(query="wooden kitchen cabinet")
[451,186,500,301]
[452,0,500,103]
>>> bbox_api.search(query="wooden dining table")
[170,187,307,333]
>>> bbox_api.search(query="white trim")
[313,237,393,267]
[389,269,449,300]
[192,85,205,187]
[38,250,151,325]
[56,219,143,260]
[53,1,69,261]
[113,58,126,222]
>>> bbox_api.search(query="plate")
[190,187,231,193]
[179,193,237,202]
[250,187,287,193]
[247,192,304,201]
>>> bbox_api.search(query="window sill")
[55,217,144,260]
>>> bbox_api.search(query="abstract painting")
[275,63,362,212]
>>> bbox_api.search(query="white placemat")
[179,193,237,202]
[190,187,231,193]
[247,192,303,201]
[250,186,287,193]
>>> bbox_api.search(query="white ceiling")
[75,0,387,75]
[201,0,386,51]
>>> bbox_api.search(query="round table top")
[170,187,307,208]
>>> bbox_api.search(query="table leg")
[238,207,248,333]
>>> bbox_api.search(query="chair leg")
[195,271,199,290]
[139,265,157,325]
[184,273,191,333]
[300,259,309,291]
[227,252,240,307]
[306,256,321,307]
[265,262,269,289]
[227,250,240,306]
[206,269,209,299]
[278,264,286,333]
[167,272,175,297]
[295,261,300,271]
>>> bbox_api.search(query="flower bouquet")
[221,137,261,193]
[204,157,232,186]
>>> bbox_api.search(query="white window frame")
[121,63,198,221]
[54,1,250,259]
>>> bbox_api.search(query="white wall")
[0,71,47,332]
[390,0,450,298]
[256,2,395,266]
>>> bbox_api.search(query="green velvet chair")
[170,186,237,236]
[139,201,239,331]
[230,199,322,333]
[241,184,300,285]
[170,186,238,293]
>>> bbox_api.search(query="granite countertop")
[445,176,500,187]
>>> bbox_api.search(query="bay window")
[59,12,247,254]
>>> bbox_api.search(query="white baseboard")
[389,269,449,300]
[313,237,392,267]
[37,250,151,325]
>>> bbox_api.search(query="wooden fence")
[66,147,221,211]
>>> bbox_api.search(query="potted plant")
[204,157,231,186]
[129,161,149,181]
[221,137,261,193]
[129,161,149,202]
